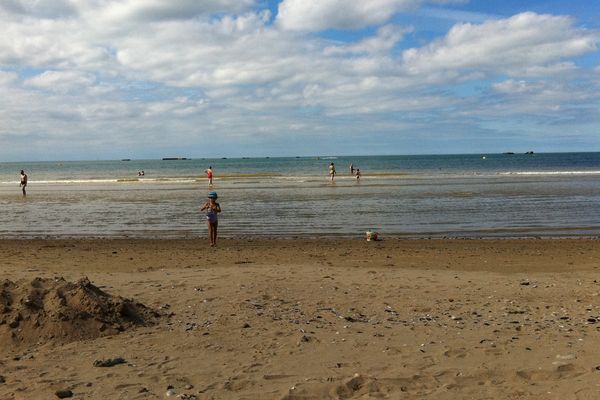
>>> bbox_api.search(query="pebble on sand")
[93,357,127,367]
[55,389,73,398]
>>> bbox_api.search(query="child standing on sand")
[201,191,221,246]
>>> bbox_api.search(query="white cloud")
[0,0,76,18]
[25,70,96,93]
[94,0,256,23]
[480,78,600,117]
[0,18,112,69]
[0,70,18,86]
[276,0,419,31]
[112,11,313,89]
[275,0,476,32]
[517,62,578,77]
[144,97,207,117]
[402,12,599,77]
[324,25,412,55]
[492,79,545,94]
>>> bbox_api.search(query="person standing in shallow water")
[19,170,27,196]
[201,191,221,247]
[205,166,213,186]
[329,162,336,182]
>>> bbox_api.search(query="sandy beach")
[2,238,600,399]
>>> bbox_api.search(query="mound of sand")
[0,277,158,348]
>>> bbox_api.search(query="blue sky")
[0,0,599,161]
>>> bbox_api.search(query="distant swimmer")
[19,170,27,196]
[355,168,361,182]
[205,166,213,186]
[200,191,221,247]
[350,163,354,175]
[329,162,336,182]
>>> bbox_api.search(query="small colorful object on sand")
[366,231,379,241]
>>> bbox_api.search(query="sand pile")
[0,276,158,348]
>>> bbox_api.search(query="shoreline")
[2,237,599,273]
[3,169,600,186]
[1,232,600,240]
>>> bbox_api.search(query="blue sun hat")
[208,191,218,199]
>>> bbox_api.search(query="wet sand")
[1,238,600,399]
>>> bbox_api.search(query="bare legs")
[208,221,218,246]
[212,221,218,246]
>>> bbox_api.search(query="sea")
[1,152,600,239]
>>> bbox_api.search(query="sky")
[0,0,599,161]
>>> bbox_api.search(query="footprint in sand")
[516,363,586,381]
[280,374,383,400]
[443,348,468,358]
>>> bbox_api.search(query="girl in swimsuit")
[201,191,221,246]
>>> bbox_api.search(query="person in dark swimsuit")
[20,170,27,196]
[329,163,336,182]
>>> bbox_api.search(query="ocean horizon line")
[3,150,600,164]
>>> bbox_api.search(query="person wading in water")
[19,170,28,197]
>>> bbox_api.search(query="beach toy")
[366,231,379,241]
[208,191,218,198]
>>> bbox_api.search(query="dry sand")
[1,238,600,399]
